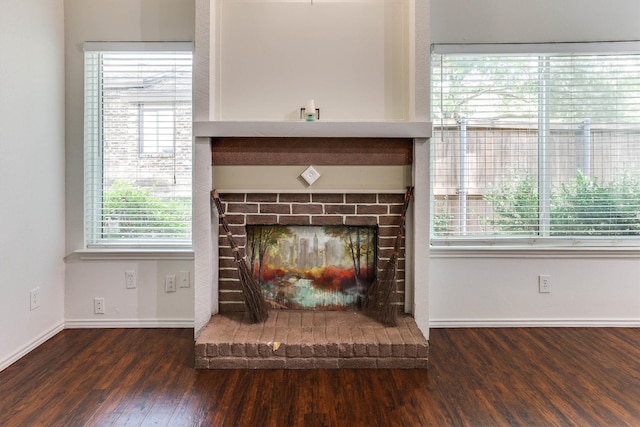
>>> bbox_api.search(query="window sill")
[430,245,640,259]
[70,248,195,261]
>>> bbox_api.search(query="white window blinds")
[84,44,193,247]
[431,44,640,245]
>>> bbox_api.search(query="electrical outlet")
[125,271,137,289]
[178,271,190,288]
[94,297,105,314]
[30,287,40,311]
[538,275,551,293]
[165,275,177,293]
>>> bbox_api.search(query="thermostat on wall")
[300,165,321,185]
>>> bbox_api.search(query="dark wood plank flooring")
[0,327,638,426]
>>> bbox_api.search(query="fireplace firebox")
[247,225,377,311]
[216,192,408,314]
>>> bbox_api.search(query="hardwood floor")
[0,327,638,426]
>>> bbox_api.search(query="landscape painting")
[246,225,377,310]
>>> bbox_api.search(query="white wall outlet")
[178,271,190,288]
[125,271,137,289]
[94,297,105,314]
[30,287,40,311]
[538,275,551,293]
[165,275,177,293]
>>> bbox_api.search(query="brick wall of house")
[217,192,408,313]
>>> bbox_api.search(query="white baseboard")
[429,318,640,328]
[0,322,65,372]
[64,318,194,329]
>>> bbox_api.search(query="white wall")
[64,0,196,328]
[429,0,640,326]
[215,0,410,121]
[0,0,66,370]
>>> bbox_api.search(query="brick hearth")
[195,311,428,369]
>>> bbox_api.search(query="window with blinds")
[84,43,193,247]
[431,43,640,246]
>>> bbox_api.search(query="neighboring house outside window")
[84,43,193,248]
[140,104,176,155]
[431,42,640,247]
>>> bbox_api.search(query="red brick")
[346,194,377,203]
[376,358,417,369]
[219,193,245,202]
[218,281,243,292]
[357,205,388,215]
[312,194,344,203]
[292,204,323,214]
[339,358,377,369]
[338,344,354,357]
[311,216,343,225]
[231,343,246,357]
[325,204,355,214]
[345,216,377,226]
[218,269,239,280]
[195,343,206,357]
[378,216,402,226]
[218,302,246,312]
[416,344,429,358]
[220,214,246,225]
[194,357,209,369]
[299,344,314,358]
[209,358,248,369]
[246,215,278,225]
[326,343,339,357]
[280,194,311,203]
[247,358,286,369]
[388,204,405,215]
[260,204,291,214]
[286,358,316,369]
[217,343,232,356]
[378,194,405,203]
[247,193,278,202]
[228,203,258,213]
[279,216,310,225]
[205,343,218,357]
[315,358,340,369]
[258,343,273,357]
[219,291,243,302]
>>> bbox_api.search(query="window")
[140,105,175,155]
[431,43,640,247]
[84,43,193,248]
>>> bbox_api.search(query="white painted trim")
[432,41,640,55]
[193,121,432,138]
[430,248,640,259]
[65,319,194,329]
[71,249,194,261]
[83,41,193,52]
[430,319,640,328]
[0,322,65,372]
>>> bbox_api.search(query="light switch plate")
[301,165,321,185]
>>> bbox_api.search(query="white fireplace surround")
[192,0,431,338]
[193,125,431,338]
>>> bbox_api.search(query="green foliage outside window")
[102,181,191,240]
[485,171,640,236]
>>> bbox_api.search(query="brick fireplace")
[193,130,431,369]
[216,192,408,314]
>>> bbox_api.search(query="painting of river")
[246,225,377,310]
